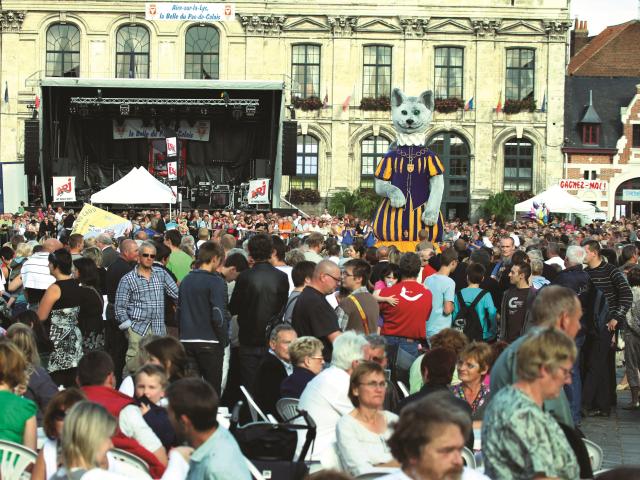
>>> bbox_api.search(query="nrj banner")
[145,3,235,21]
[113,119,210,141]
[52,176,76,202]
[248,178,270,204]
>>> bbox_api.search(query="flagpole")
[39,84,48,206]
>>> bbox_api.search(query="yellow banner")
[72,204,131,237]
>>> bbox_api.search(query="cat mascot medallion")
[372,88,445,250]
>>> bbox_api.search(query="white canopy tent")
[513,185,596,219]
[90,167,176,205]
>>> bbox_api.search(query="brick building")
[563,19,640,219]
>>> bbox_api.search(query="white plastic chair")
[240,385,270,423]
[0,440,37,480]
[397,380,409,398]
[108,448,150,476]
[276,397,300,421]
[320,442,342,470]
[583,438,604,471]
[461,447,476,469]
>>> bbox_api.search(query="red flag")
[496,91,502,113]
[342,94,351,112]
[35,95,40,109]
[322,90,329,109]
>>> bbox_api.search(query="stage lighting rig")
[120,104,130,116]
[245,105,256,117]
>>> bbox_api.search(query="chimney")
[570,18,589,57]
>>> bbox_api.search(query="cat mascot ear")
[391,88,406,108]
[419,90,434,111]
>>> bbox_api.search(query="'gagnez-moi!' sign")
[559,179,608,191]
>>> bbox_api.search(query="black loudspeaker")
[24,119,40,175]
[281,121,297,176]
[253,158,269,178]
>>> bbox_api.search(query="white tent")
[514,185,596,217]
[90,167,176,204]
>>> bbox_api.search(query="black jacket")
[178,269,229,344]
[254,352,289,418]
[101,246,118,270]
[280,366,316,399]
[553,264,596,334]
[229,262,289,347]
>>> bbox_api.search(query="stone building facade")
[0,0,570,217]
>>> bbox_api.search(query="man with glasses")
[115,241,179,374]
[292,260,342,362]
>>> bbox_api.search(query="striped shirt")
[584,260,632,324]
[115,265,179,336]
[21,252,55,290]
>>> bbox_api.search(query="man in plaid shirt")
[115,241,179,374]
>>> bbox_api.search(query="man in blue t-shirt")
[424,248,457,340]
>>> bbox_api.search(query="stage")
[36,78,286,209]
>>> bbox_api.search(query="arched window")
[428,132,470,219]
[361,135,390,189]
[291,135,318,189]
[504,137,533,191]
[46,23,80,77]
[185,26,220,79]
[116,25,150,78]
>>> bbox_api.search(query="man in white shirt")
[544,241,566,271]
[382,391,490,480]
[298,331,369,461]
[19,238,62,308]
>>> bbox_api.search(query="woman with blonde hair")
[450,341,493,427]
[6,323,58,425]
[0,340,37,449]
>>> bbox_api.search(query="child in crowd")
[134,364,176,450]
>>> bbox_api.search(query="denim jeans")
[384,335,420,359]
[564,333,585,424]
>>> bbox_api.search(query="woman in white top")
[336,361,400,476]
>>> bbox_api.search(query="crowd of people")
[1,203,640,480]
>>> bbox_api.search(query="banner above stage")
[52,176,76,202]
[145,3,235,22]
[112,119,210,141]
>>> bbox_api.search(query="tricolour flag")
[464,97,474,111]
[342,93,352,112]
[496,91,502,113]
[35,95,40,109]
[3,82,7,103]
[322,90,329,109]
[541,91,547,113]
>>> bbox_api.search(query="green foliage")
[481,192,518,222]
[329,189,379,218]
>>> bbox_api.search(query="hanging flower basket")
[359,96,391,111]
[434,97,464,113]
[292,96,323,111]
[504,98,537,114]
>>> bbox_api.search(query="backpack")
[264,294,299,342]
[452,290,488,341]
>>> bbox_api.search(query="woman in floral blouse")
[451,341,492,428]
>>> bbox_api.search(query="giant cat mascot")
[372,88,444,248]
